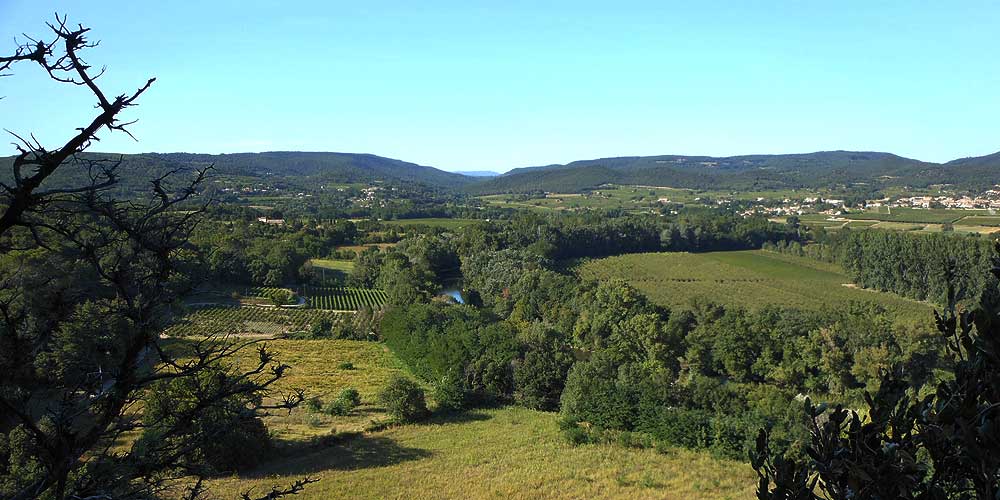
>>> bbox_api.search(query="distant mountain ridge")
[6,149,1000,196]
[465,150,1000,194]
[0,151,477,192]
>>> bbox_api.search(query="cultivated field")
[381,218,487,229]
[845,207,986,224]
[301,286,388,310]
[205,339,755,500]
[956,215,1000,227]
[243,285,387,311]
[793,210,1000,235]
[480,185,828,214]
[165,306,346,337]
[577,250,933,316]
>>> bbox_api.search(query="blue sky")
[1,1,998,172]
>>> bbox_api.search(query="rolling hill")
[8,149,1000,197]
[0,151,477,194]
[466,150,1000,194]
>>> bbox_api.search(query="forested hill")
[0,151,477,193]
[465,150,1000,193]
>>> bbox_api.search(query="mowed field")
[577,250,933,316]
[204,339,754,500]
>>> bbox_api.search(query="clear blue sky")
[1,1,998,172]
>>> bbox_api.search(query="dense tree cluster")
[753,273,1000,499]
[765,228,997,305]
[192,220,357,285]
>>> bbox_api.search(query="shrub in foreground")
[378,375,428,422]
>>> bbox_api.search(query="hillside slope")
[468,150,1000,193]
[0,151,476,193]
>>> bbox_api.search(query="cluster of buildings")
[352,186,387,208]
[884,193,1000,210]
[737,189,1000,219]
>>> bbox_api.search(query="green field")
[577,250,932,316]
[794,210,1000,235]
[302,286,388,310]
[479,185,697,213]
[382,218,487,229]
[794,214,848,229]
[165,306,346,337]
[480,185,829,214]
[205,339,754,500]
[846,207,987,224]
[956,215,1000,227]
[310,259,355,272]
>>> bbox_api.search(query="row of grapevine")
[243,287,292,298]
[165,305,347,337]
[301,286,387,311]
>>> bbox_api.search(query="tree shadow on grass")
[242,434,433,478]
[419,409,492,426]
[237,410,492,479]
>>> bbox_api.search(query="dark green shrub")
[323,388,361,416]
[323,398,352,416]
[337,361,355,370]
[378,375,428,422]
[432,376,466,411]
[305,396,323,412]
[337,388,361,407]
[310,318,333,338]
[638,407,713,450]
[562,424,589,446]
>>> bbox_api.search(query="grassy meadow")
[577,250,933,316]
[381,218,487,229]
[310,258,355,272]
[844,207,980,224]
[204,339,754,500]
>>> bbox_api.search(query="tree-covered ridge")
[466,150,1000,194]
[0,151,478,195]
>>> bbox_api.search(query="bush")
[323,388,362,416]
[432,376,467,411]
[305,396,323,412]
[310,318,333,338]
[337,361,355,370]
[378,375,428,422]
[337,388,361,407]
[563,425,589,446]
[324,399,352,416]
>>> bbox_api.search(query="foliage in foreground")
[0,17,308,499]
[752,273,1000,499]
